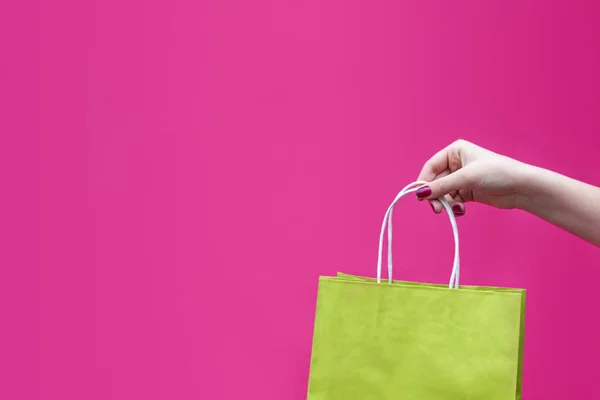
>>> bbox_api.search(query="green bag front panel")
[336,272,526,397]
[307,276,524,400]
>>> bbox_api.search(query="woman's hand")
[417,139,600,247]
[416,139,531,215]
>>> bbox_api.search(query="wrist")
[514,164,553,213]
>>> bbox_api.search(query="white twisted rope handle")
[376,181,461,288]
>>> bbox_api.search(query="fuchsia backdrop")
[1,0,600,399]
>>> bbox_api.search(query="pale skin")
[416,140,600,247]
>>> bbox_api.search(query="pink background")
[2,0,600,399]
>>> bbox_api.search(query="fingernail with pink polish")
[416,186,432,199]
[453,205,464,216]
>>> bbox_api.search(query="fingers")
[429,198,443,214]
[416,168,473,200]
[418,168,449,202]
[417,140,465,182]
[426,169,449,214]
[430,194,466,217]
[417,147,452,183]
[417,140,474,216]
[448,194,466,217]
[423,169,465,216]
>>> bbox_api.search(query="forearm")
[517,165,600,247]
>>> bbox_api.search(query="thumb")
[416,169,472,199]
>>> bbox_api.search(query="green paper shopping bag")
[306,181,525,400]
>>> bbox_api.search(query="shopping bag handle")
[376,181,460,288]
